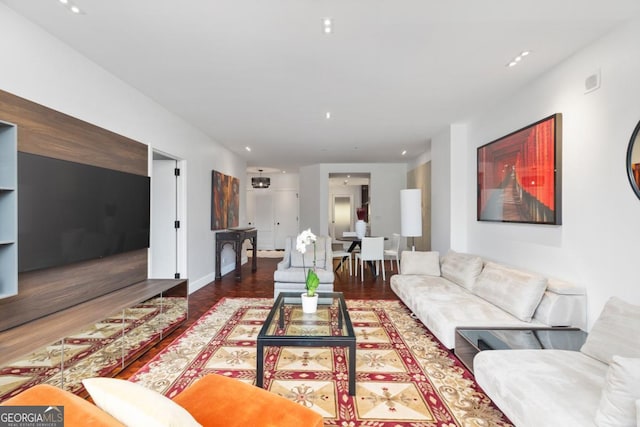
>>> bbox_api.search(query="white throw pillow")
[581,297,640,364]
[82,377,202,427]
[439,251,483,291]
[595,356,640,427]
[400,251,440,276]
[472,262,547,322]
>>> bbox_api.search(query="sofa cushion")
[439,251,483,291]
[400,251,440,276]
[0,383,125,427]
[474,349,607,427]
[472,262,547,322]
[595,356,640,427]
[173,374,324,427]
[581,297,640,364]
[274,267,334,283]
[389,274,543,348]
[83,377,202,427]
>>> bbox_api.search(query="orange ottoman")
[1,384,124,427]
[173,374,324,427]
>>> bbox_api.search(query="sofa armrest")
[173,374,323,427]
[1,384,124,427]
[533,290,587,330]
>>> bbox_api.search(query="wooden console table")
[215,228,257,280]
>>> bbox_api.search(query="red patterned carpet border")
[130,298,513,427]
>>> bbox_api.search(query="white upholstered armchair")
[273,235,335,299]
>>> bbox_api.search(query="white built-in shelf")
[0,120,17,299]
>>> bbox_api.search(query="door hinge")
[174,220,180,229]
[174,168,180,176]
[174,273,181,279]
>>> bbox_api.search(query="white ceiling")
[3,0,640,172]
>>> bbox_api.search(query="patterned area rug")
[130,298,513,426]
[0,297,187,402]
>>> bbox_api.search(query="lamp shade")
[251,176,270,188]
[400,189,422,237]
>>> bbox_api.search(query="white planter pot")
[355,220,367,239]
[301,293,319,313]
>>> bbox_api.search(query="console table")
[215,228,257,280]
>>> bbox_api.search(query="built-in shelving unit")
[0,121,17,299]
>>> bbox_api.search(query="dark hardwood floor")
[116,256,400,379]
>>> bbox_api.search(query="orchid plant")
[296,228,320,297]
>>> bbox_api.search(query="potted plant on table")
[296,229,320,313]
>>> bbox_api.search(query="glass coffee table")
[256,292,356,395]
[455,327,588,372]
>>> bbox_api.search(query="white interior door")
[274,190,298,249]
[254,192,274,250]
[151,159,177,278]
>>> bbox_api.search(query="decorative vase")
[355,220,367,239]
[301,293,318,313]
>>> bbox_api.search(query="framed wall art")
[211,170,239,230]
[477,113,562,225]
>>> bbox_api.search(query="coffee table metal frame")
[256,292,356,395]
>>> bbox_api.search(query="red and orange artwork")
[477,114,562,225]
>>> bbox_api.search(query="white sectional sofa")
[474,297,640,427]
[389,250,587,348]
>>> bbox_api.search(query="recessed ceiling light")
[506,50,531,68]
[323,18,332,34]
[401,150,407,156]
[58,0,84,14]
[325,112,331,119]
[245,146,251,152]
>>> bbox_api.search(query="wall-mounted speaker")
[585,70,601,94]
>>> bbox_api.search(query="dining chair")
[332,247,352,276]
[355,236,385,281]
[383,233,401,272]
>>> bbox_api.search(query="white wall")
[0,5,247,293]
[299,163,407,239]
[433,18,640,328]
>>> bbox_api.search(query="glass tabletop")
[457,327,587,351]
[259,292,354,339]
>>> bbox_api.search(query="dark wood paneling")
[0,89,147,175]
[0,250,148,332]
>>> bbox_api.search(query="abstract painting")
[211,170,239,230]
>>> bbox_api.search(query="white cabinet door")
[274,190,298,249]
[254,193,274,250]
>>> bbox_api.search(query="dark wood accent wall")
[0,90,147,175]
[0,89,149,332]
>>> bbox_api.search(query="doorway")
[332,195,352,238]
[150,150,185,279]
[328,173,370,239]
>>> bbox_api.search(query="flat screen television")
[18,152,150,272]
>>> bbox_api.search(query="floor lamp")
[400,188,422,251]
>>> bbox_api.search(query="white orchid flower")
[295,228,317,253]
